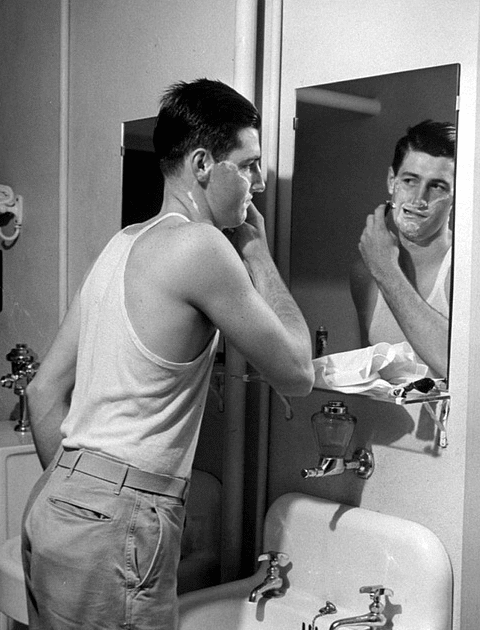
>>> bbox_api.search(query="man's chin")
[231,211,248,229]
[221,218,244,231]
[395,216,422,241]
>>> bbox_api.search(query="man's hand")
[359,204,400,281]
[225,203,269,261]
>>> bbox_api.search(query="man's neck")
[159,179,213,226]
[398,229,451,268]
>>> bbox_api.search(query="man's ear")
[191,148,214,183]
[387,166,395,195]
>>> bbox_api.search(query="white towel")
[313,342,428,396]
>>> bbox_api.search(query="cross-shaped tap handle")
[257,551,289,566]
[360,585,394,597]
[359,585,394,613]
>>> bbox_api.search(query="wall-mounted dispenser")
[0,186,23,248]
[0,185,23,312]
[301,401,374,479]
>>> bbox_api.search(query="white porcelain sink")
[0,421,42,543]
[0,421,42,629]
[179,493,453,630]
[0,536,26,623]
[180,587,311,630]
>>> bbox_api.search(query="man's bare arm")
[186,206,314,396]
[231,204,314,376]
[349,257,378,348]
[359,205,449,377]
[26,290,80,468]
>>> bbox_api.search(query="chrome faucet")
[329,586,393,630]
[248,551,289,603]
[1,344,39,432]
[329,611,386,629]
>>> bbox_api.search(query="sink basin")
[180,586,315,630]
[179,492,453,630]
[0,421,43,629]
[0,536,26,623]
[0,421,42,543]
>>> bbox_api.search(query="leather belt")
[55,448,189,501]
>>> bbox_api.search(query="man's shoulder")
[141,219,225,251]
[171,221,232,255]
[145,221,237,276]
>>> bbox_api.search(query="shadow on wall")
[267,387,446,512]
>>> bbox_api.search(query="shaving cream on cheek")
[208,161,251,225]
[221,160,251,187]
[187,191,199,212]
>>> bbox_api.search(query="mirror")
[121,116,163,228]
[290,64,459,402]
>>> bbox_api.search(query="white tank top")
[61,213,219,478]
[368,248,451,374]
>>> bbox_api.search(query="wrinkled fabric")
[313,341,428,397]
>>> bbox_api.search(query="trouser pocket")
[127,493,184,590]
[47,496,112,521]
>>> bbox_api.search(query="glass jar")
[311,401,356,459]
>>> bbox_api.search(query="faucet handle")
[360,585,393,596]
[359,585,394,613]
[257,551,289,566]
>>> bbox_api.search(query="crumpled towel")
[313,342,428,396]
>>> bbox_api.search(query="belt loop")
[114,465,129,495]
[182,477,190,504]
[66,450,83,478]
[51,446,65,471]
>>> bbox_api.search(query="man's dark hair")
[391,119,456,174]
[153,78,261,177]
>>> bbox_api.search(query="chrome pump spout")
[301,456,345,479]
[301,449,374,480]
[248,551,289,603]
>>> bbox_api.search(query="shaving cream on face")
[219,160,250,186]
[390,202,452,245]
[207,160,251,227]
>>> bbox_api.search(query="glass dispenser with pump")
[302,401,374,479]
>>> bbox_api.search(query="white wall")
[67,0,236,297]
[1,1,480,627]
[0,0,236,427]
[267,2,480,629]
[0,0,61,419]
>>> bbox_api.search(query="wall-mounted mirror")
[290,64,459,404]
[121,116,163,228]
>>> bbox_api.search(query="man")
[22,78,314,630]
[350,120,455,378]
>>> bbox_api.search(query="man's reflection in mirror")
[350,120,455,379]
